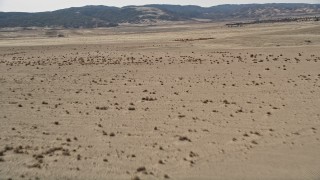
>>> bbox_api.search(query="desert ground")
[0,21,320,179]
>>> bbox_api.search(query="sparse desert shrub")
[128,107,135,111]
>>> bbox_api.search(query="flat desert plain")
[0,22,320,179]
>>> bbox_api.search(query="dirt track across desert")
[0,22,320,179]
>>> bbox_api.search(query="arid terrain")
[0,22,320,179]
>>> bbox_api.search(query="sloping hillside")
[0,3,319,28]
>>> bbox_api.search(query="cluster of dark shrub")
[226,16,320,27]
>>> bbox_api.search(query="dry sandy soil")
[0,22,320,180]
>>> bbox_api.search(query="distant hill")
[0,3,320,28]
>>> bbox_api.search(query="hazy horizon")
[0,0,319,12]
